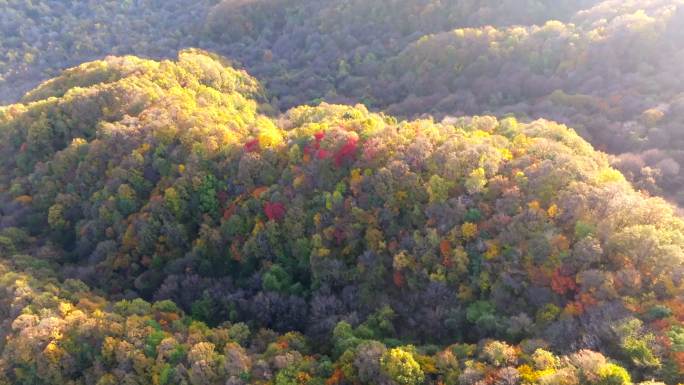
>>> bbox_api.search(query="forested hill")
[0,50,682,385]
[205,0,684,206]
[203,0,603,108]
[0,0,215,103]
[3,0,684,208]
[0,0,599,105]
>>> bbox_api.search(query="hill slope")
[206,0,684,205]
[3,0,684,206]
[0,0,214,103]
[0,51,682,384]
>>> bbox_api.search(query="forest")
[4,0,684,205]
[0,1,682,385]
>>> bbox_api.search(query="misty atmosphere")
[0,1,682,384]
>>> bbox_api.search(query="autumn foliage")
[0,40,681,385]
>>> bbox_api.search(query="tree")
[198,175,221,214]
[354,341,389,384]
[381,347,425,385]
[427,175,452,204]
[188,342,221,385]
[596,363,630,385]
[614,319,660,369]
[465,167,487,194]
[116,184,138,216]
[481,341,517,367]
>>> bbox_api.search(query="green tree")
[199,175,220,214]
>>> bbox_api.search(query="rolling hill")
[0,50,681,385]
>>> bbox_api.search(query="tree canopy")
[0,50,681,384]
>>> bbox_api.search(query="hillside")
[4,1,684,206]
[0,0,599,106]
[0,51,682,385]
[0,0,214,103]
[205,0,684,206]
[204,0,602,108]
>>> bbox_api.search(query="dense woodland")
[4,0,684,205]
[0,50,682,385]
[205,0,684,205]
[0,1,683,385]
[0,0,214,102]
